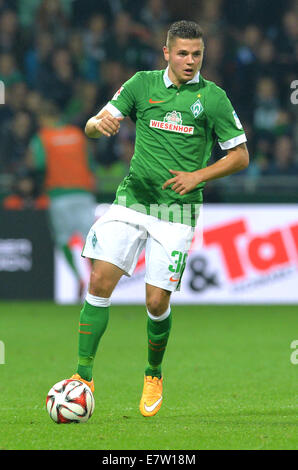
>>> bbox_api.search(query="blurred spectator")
[68,31,97,81]
[264,135,298,176]
[246,133,273,178]
[36,47,75,109]
[275,9,298,63]
[104,11,156,70]
[2,171,49,210]
[233,24,262,110]
[83,14,107,64]
[202,34,225,85]
[0,52,23,87]
[24,31,54,88]
[237,24,262,64]
[0,9,23,65]
[139,0,170,32]
[196,0,225,36]
[0,82,41,132]
[0,110,34,176]
[25,89,43,117]
[274,109,294,137]
[26,100,96,299]
[35,0,71,42]
[5,81,29,115]
[63,80,100,128]
[255,39,277,81]
[80,14,108,82]
[99,60,129,99]
[253,77,280,133]
[18,0,72,29]
[274,8,298,103]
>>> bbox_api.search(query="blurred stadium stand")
[0,0,297,205]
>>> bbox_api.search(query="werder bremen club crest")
[190,98,204,118]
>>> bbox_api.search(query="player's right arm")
[85,108,123,139]
[85,74,139,139]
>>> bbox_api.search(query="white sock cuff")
[147,305,171,322]
[86,292,111,307]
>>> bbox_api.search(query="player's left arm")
[163,89,249,195]
[162,143,249,195]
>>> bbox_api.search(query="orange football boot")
[70,373,95,393]
[139,376,163,417]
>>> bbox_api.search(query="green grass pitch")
[0,302,297,450]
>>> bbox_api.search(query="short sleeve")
[212,92,247,150]
[108,73,140,117]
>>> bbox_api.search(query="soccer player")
[70,20,249,416]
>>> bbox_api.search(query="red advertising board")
[55,204,298,304]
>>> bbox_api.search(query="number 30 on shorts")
[168,250,188,274]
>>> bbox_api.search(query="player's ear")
[163,45,169,61]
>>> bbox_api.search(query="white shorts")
[82,204,195,292]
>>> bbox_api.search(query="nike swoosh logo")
[144,396,163,412]
[149,98,165,103]
[169,276,179,282]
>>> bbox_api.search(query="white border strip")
[219,133,247,150]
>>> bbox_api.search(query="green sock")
[77,300,109,381]
[145,311,172,379]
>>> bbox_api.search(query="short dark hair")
[166,20,203,48]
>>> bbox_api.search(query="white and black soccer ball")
[46,379,95,423]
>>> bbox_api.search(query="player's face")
[163,37,204,87]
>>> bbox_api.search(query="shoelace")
[144,378,160,397]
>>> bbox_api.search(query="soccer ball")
[46,379,95,423]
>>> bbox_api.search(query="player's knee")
[89,268,114,297]
[146,294,170,317]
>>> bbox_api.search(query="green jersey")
[107,68,246,226]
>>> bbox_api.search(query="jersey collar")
[163,66,200,88]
